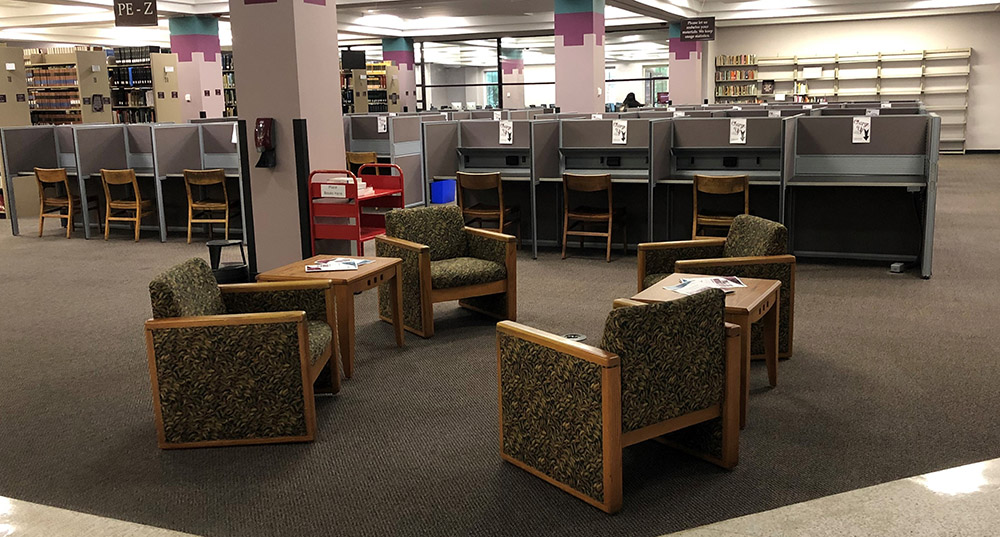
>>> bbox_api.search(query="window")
[485,70,499,108]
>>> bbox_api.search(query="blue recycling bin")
[431,179,456,204]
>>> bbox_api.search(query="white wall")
[524,64,555,107]
[606,62,646,106]
[714,12,1000,149]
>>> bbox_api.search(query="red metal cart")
[308,164,405,256]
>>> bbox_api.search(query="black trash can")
[206,239,249,284]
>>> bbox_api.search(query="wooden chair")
[562,173,627,262]
[456,171,521,248]
[692,174,749,239]
[638,214,796,359]
[34,167,100,239]
[346,151,378,176]
[497,293,741,513]
[183,169,236,244]
[100,168,154,242]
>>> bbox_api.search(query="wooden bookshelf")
[0,45,32,219]
[751,48,971,152]
[222,50,237,117]
[109,47,180,124]
[340,61,402,114]
[715,54,759,103]
[25,48,111,125]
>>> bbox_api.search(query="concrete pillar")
[667,23,706,105]
[501,49,526,109]
[229,0,346,271]
[554,0,605,113]
[168,16,224,119]
[382,37,417,112]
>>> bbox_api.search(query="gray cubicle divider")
[785,113,939,277]
[660,116,785,240]
[530,120,561,259]
[152,124,203,242]
[470,110,508,120]
[0,125,57,236]
[421,120,460,205]
[348,115,424,206]
[419,113,448,122]
[201,121,249,240]
[559,118,653,243]
[649,119,672,240]
[71,125,129,239]
[127,125,154,170]
[448,111,472,120]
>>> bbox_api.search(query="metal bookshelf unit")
[222,50,237,117]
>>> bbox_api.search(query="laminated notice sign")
[612,120,628,145]
[768,110,781,118]
[377,116,388,133]
[674,111,686,117]
[866,109,880,117]
[591,113,603,120]
[499,120,514,145]
[853,116,872,144]
[493,111,502,121]
[321,184,347,198]
[730,117,747,144]
[881,102,892,108]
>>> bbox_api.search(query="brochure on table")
[305,258,375,273]
[666,276,746,296]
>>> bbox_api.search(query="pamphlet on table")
[305,258,374,273]
[665,276,746,296]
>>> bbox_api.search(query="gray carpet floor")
[1,155,998,537]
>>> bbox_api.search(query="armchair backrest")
[149,258,226,319]
[600,290,727,433]
[385,205,468,261]
[723,214,788,258]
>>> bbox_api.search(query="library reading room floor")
[2,155,1000,537]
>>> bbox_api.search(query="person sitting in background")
[622,92,644,110]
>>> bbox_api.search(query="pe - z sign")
[114,0,157,26]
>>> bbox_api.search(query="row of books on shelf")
[27,68,78,87]
[24,46,90,58]
[716,54,757,66]
[716,84,758,97]
[114,108,156,124]
[113,90,153,107]
[222,52,235,71]
[224,105,238,117]
[716,69,757,81]
[110,66,153,87]
[113,46,161,65]
[223,72,236,88]
[32,111,82,125]
[29,92,81,109]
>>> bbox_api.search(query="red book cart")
[308,164,405,256]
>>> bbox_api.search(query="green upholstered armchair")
[638,214,796,358]
[375,205,516,338]
[144,258,337,449]
[496,292,741,514]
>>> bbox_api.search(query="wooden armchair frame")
[496,304,741,514]
[638,238,796,358]
[144,280,337,449]
[377,227,516,338]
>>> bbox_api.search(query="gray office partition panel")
[389,116,424,206]
[152,124,202,242]
[54,126,77,170]
[0,126,57,235]
[200,122,249,239]
[421,121,460,205]
[786,114,936,274]
[717,110,771,117]
[449,111,472,120]
[508,110,529,120]
[780,116,797,224]
[530,120,560,259]
[649,119,673,240]
[470,110,507,120]
[71,125,128,238]
[419,113,448,122]
[126,125,154,170]
[460,120,531,149]
[349,116,391,154]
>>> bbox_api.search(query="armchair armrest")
[675,254,796,270]
[144,311,314,448]
[637,239,727,292]
[376,235,432,336]
[496,320,622,513]
[220,281,331,324]
[467,227,515,265]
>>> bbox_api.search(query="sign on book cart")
[853,116,872,144]
[320,184,347,198]
[612,120,628,145]
[499,120,514,145]
[730,117,747,144]
[114,0,157,26]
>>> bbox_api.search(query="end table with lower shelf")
[257,256,404,380]
[632,273,781,429]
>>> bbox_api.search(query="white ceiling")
[0,0,997,50]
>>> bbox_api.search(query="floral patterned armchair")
[638,214,796,358]
[496,291,741,513]
[375,205,516,338]
[144,258,337,449]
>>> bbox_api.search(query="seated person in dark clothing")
[622,92,644,110]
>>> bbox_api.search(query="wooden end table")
[257,255,404,379]
[632,273,780,429]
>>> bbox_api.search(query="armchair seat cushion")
[307,321,333,365]
[642,272,670,291]
[430,257,507,290]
